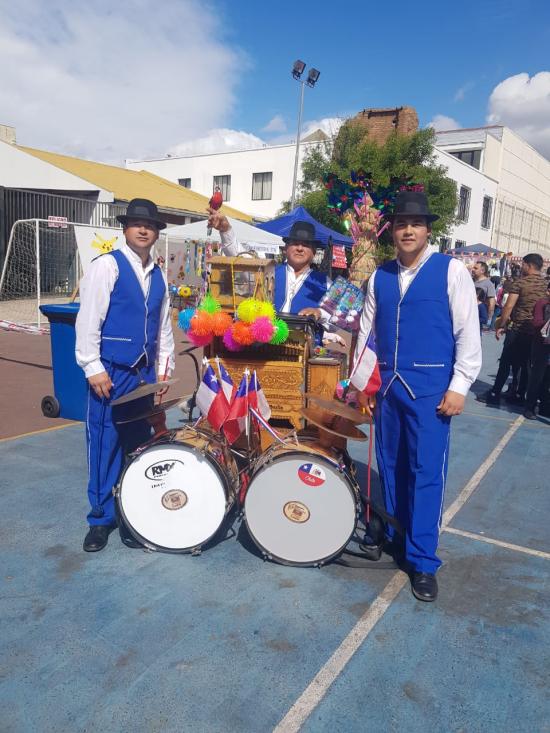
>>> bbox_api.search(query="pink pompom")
[187,330,213,346]
[251,316,275,343]
[222,328,243,352]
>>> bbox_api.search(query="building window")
[178,178,191,188]
[481,195,493,229]
[439,237,452,252]
[457,185,471,223]
[252,172,273,200]
[455,239,466,249]
[213,175,231,202]
[451,149,481,169]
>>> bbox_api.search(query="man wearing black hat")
[76,199,175,552]
[351,191,481,601]
[209,212,330,315]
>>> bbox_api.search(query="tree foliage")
[295,124,457,241]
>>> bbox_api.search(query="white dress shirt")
[218,226,246,256]
[75,242,175,379]
[354,247,482,396]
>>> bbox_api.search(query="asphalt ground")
[1,336,549,732]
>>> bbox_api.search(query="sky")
[1,0,550,163]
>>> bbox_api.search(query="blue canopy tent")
[256,206,353,248]
[448,243,503,256]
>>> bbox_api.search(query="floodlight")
[306,68,320,88]
[292,60,306,80]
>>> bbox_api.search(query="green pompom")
[198,293,221,314]
[270,318,289,345]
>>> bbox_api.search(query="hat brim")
[384,212,439,223]
[117,214,167,230]
[282,237,322,247]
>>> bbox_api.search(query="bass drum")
[244,441,359,567]
[116,426,238,553]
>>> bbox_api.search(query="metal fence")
[0,187,127,268]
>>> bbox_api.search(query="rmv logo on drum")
[145,460,184,480]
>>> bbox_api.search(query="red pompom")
[232,321,255,346]
[211,311,233,337]
[190,311,213,336]
[187,330,213,346]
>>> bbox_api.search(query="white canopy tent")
[164,217,284,258]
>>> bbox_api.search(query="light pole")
[290,60,320,211]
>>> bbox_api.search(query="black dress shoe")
[83,525,111,552]
[358,540,383,561]
[477,390,500,405]
[523,409,537,420]
[411,572,438,602]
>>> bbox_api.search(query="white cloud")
[0,0,246,163]
[262,115,287,133]
[301,117,344,138]
[167,128,265,157]
[487,71,550,158]
[453,82,474,102]
[427,115,461,131]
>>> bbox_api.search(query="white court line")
[444,526,550,560]
[273,413,526,733]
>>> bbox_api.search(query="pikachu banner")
[74,225,126,273]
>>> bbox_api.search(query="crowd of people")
[472,254,550,419]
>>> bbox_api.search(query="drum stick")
[158,356,170,406]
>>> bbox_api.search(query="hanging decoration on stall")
[177,294,289,350]
[319,276,364,332]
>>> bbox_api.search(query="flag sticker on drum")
[298,463,326,487]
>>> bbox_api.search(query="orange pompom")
[211,311,233,337]
[190,310,214,336]
[231,320,255,346]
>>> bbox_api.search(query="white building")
[436,126,550,257]
[126,124,550,257]
[126,132,329,221]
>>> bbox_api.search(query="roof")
[17,145,252,221]
[256,205,353,248]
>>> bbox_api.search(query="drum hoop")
[116,436,236,553]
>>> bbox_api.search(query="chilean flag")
[217,361,236,404]
[196,365,229,430]
[248,371,271,421]
[349,330,381,396]
[223,373,249,444]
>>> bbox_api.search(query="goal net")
[0,219,83,327]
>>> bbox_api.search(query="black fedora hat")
[385,191,439,223]
[282,220,322,247]
[117,198,167,230]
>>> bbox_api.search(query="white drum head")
[118,442,227,551]
[244,452,357,565]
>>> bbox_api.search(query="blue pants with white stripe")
[375,379,451,574]
[86,362,155,527]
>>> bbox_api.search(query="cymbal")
[301,407,367,441]
[111,378,179,406]
[114,397,182,424]
[304,394,370,424]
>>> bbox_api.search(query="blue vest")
[274,264,328,313]
[374,253,454,398]
[100,249,166,367]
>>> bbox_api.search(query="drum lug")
[191,547,202,556]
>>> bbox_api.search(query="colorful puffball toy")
[223,329,243,352]
[270,318,289,345]
[187,330,213,347]
[251,316,275,343]
[189,310,213,336]
[237,298,261,324]
[199,293,221,314]
[211,311,233,337]
[232,320,255,346]
[178,307,196,331]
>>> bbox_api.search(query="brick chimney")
[348,107,418,145]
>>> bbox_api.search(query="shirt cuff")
[448,374,472,396]
[83,360,106,379]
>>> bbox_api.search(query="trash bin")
[39,303,88,421]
